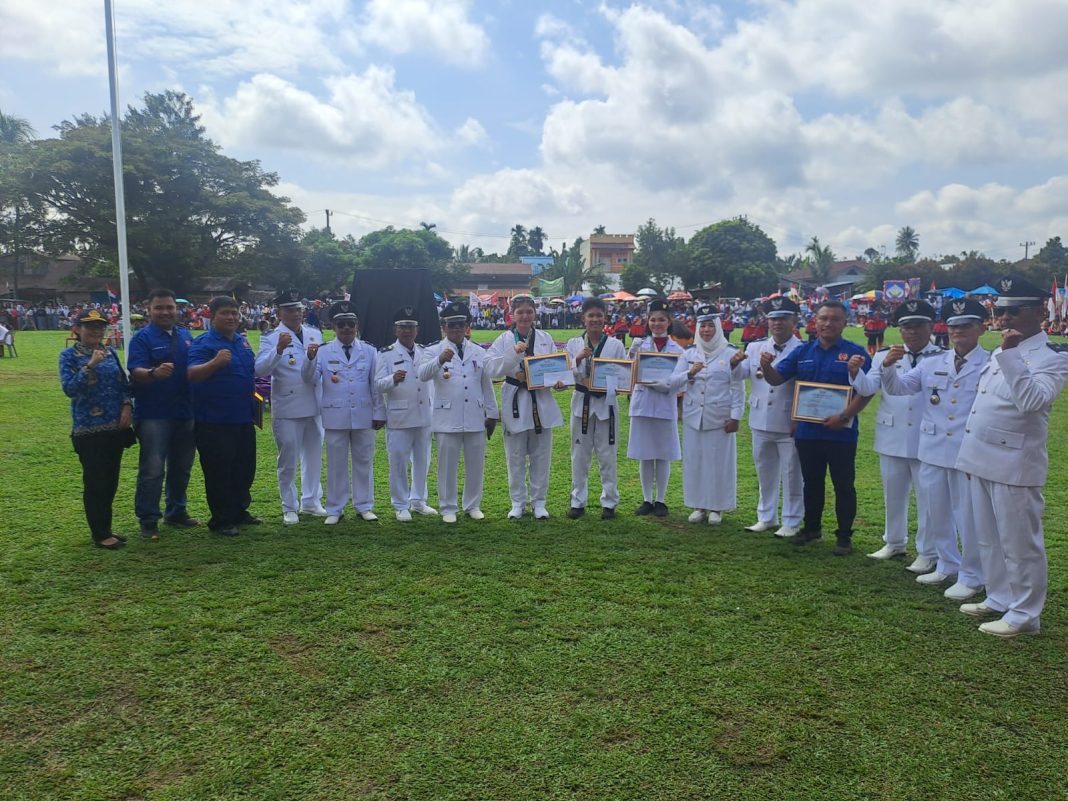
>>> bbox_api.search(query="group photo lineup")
[3,1,1068,799]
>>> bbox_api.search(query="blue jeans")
[134,417,196,524]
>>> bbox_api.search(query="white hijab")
[694,316,728,362]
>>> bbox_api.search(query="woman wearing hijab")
[627,299,689,516]
[678,306,745,524]
[59,309,135,549]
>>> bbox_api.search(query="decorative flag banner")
[469,291,481,310]
[1049,278,1059,321]
[883,280,909,301]
[539,277,564,296]
[908,277,921,298]
[929,279,938,293]
[106,284,118,301]
[1062,275,1068,319]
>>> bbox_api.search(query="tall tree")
[687,217,779,297]
[419,221,436,231]
[0,110,36,144]
[805,236,836,285]
[631,218,688,291]
[0,109,45,300]
[544,238,604,295]
[527,226,546,255]
[592,225,606,235]
[895,226,919,262]
[353,226,467,292]
[507,224,529,258]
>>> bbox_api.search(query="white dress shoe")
[867,544,907,560]
[283,511,300,525]
[411,503,438,516]
[442,512,458,524]
[533,504,549,520]
[688,510,706,523]
[774,525,799,538]
[944,581,982,601]
[467,508,485,520]
[324,514,342,525]
[707,511,722,525]
[978,619,1039,638]
[905,556,937,574]
[301,504,329,517]
[359,511,379,521]
[960,602,1000,618]
[916,570,955,585]
[507,505,524,519]
[744,521,773,532]
[395,509,412,522]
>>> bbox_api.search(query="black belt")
[505,376,542,434]
[573,385,615,444]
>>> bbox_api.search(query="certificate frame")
[791,380,853,423]
[523,351,573,389]
[633,351,681,384]
[589,357,635,394]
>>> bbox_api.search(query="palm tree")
[0,109,36,144]
[508,224,529,258]
[805,236,836,285]
[527,226,546,255]
[895,226,919,261]
[592,225,606,235]
[419,221,436,231]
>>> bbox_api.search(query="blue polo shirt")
[187,329,256,424]
[774,337,871,442]
[128,322,193,420]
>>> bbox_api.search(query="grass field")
[1,328,1066,801]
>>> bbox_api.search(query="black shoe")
[793,528,822,545]
[164,515,201,528]
[238,514,262,525]
[601,507,616,520]
[214,525,240,537]
[567,506,585,519]
[833,540,853,556]
[140,523,160,541]
[92,538,126,550]
[635,501,655,516]
[111,533,128,543]
[653,502,669,517]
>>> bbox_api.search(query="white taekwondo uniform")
[736,335,804,528]
[256,322,324,514]
[955,332,1068,629]
[565,332,627,511]
[303,337,384,517]
[485,327,565,513]
[416,338,499,516]
[375,340,433,513]
[882,344,990,587]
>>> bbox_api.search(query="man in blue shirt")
[761,300,872,555]
[128,288,198,540]
[188,296,259,537]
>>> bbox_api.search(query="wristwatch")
[148,366,157,379]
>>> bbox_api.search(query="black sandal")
[92,538,126,550]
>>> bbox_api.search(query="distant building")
[519,255,555,276]
[781,259,870,295]
[449,262,534,298]
[580,234,635,277]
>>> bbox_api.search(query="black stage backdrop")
[347,269,441,349]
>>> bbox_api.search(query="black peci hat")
[274,288,305,308]
[941,297,987,324]
[992,274,1047,308]
[328,300,358,322]
[393,305,420,326]
[891,300,937,325]
[761,296,800,317]
[439,301,471,322]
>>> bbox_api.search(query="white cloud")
[449,168,590,224]
[453,117,488,147]
[355,0,489,69]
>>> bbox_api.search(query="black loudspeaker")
[347,269,442,349]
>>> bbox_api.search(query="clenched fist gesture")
[847,354,866,378]
[275,331,293,354]
[439,347,455,365]
[881,345,905,368]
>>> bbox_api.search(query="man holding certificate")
[760,300,872,555]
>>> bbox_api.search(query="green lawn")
[1,329,1066,801]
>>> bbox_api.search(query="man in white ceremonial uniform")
[416,301,499,524]
[850,300,943,572]
[678,307,745,524]
[880,298,990,599]
[565,297,627,520]
[955,275,1068,638]
[302,301,385,524]
[374,306,436,522]
[255,289,325,524]
[731,296,804,537]
[485,294,565,520]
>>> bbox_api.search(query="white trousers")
[503,427,553,507]
[569,414,619,510]
[751,428,803,527]
[682,424,736,511]
[324,428,375,515]
[969,476,1046,627]
[271,415,323,513]
[386,426,432,511]
[436,431,486,515]
[879,453,931,556]
[919,463,983,587]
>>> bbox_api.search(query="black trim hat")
[891,300,937,325]
[942,298,987,325]
[76,308,108,325]
[393,305,419,326]
[328,300,358,322]
[646,298,670,314]
[510,293,536,309]
[993,274,1047,308]
[761,296,800,317]
[440,301,470,322]
[274,288,305,308]
[694,304,720,322]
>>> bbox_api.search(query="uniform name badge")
[791,381,852,422]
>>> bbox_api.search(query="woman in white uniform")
[678,306,745,524]
[627,299,689,516]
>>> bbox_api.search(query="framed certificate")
[633,351,680,384]
[589,358,634,394]
[523,351,573,389]
[792,381,853,423]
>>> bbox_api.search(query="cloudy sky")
[3,0,1068,262]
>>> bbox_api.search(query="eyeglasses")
[993,306,1033,317]
[334,321,357,329]
[444,321,467,328]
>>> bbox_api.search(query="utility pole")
[325,209,332,235]
[1020,240,1035,260]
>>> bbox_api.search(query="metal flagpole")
[104,0,132,356]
